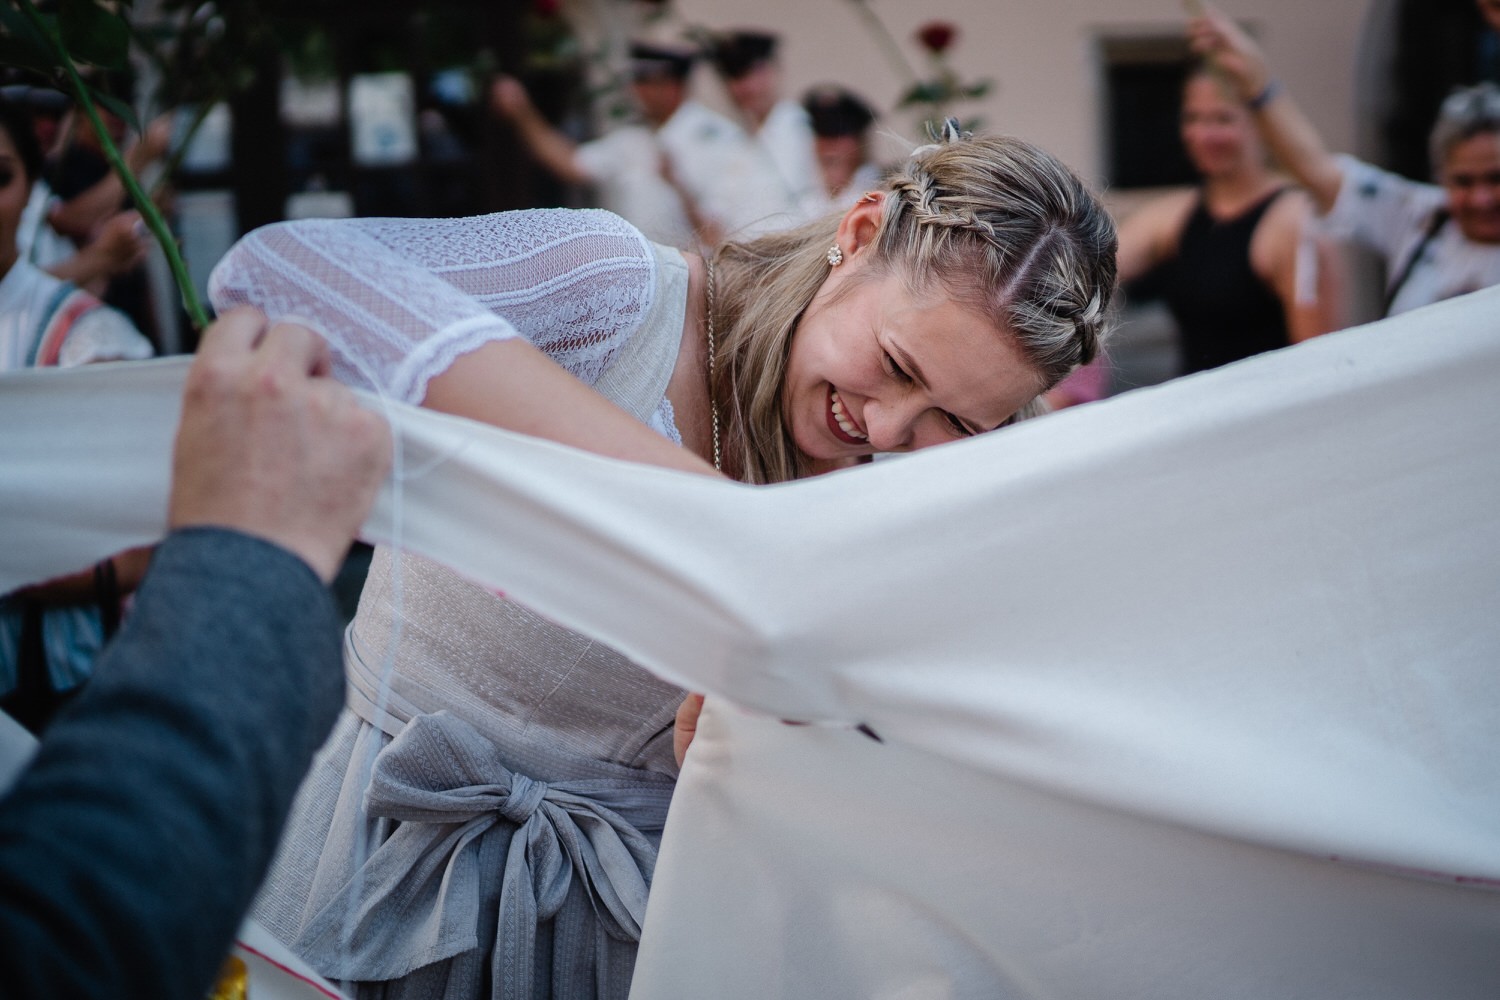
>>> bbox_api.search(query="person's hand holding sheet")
[170,307,391,583]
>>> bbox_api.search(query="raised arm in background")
[1186,8,1344,213]
[489,76,593,187]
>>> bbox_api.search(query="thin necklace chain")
[705,256,721,472]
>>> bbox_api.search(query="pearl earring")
[826,244,844,267]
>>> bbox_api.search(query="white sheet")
[2,287,1497,997]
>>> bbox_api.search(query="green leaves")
[0,2,56,76]
[3,1,124,124]
[2,0,131,72]
[89,88,137,130]
[57,0,129,68]
[896,79,991,112]
[4,0,208,328]
[898,81,948,108]
[5,0,139,128]
[841,0,995,139]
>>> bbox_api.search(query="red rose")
[916,21,957,55]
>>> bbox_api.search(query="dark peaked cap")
[0,84,69,113]
[803,86,876,138]
[630,42,697,81]
[710,30,779,79]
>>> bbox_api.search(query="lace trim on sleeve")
[209,209,658,403]
[391,315,516,404]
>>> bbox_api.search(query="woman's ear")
[834,191,886,261]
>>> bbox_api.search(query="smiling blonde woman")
[209,122,1116,1000]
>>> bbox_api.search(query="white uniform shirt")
[1322,154,1500,315]
[702,99,825,234]
[575,100,770,248]
[754,99,821,221]
[574,119,697,249]
[658,100,786,240]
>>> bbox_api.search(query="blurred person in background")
[800,85,883,217]
[41,90,171,348]
[0,84,154,302]
[710,29,822,222]
[493,42,766,248]
[1192,6,1500,316]
[0,97,154,735]
[1115,59,1340,376]
[1382,0,1500,182]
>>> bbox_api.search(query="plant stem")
[17,0,210,331]
[155,101,214,197]
[844,0,920,90]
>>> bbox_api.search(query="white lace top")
[208,208,669,414]
[228,211,700,985]
[208,205,696,784]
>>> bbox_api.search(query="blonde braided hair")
[712,125,1117,484]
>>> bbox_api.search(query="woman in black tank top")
[1115,65,1341,376]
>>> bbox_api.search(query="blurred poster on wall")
[349,72,417,167]
[282,76,341,128]
[176,103,233,173]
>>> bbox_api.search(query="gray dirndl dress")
[251,244,692,1000]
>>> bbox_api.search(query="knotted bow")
[293,711,673,999]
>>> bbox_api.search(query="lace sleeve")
[208,208,659,403]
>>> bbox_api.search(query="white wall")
[670,0,1373,192]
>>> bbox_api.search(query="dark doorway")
[1382,0,1491,180]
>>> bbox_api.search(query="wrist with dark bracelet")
[1247,79,1281,111]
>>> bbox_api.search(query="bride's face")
[783,242,1041,474]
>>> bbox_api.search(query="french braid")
[879,124,1115,389]
[713,125,1117,483]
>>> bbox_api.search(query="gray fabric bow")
[292,711,672,999]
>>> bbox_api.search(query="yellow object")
[206,955,248,1000]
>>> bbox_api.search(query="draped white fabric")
[2,289,1497,997]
